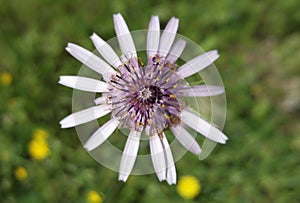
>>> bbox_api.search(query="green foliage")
[1,0,300,202]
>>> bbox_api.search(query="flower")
[28,129,50,160]
[87,190,103,203]
[0,71,13,86]
[59,13,228,185]
[177,175,201,199]
[14,166,28,181]
[33,128,48,140]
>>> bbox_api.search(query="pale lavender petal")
[150,133,176,184]
[170,125,201,155]
[59,76,109,92]
[150,134,166,181]
[161,133,176,185]
[60,105,111,128]
[90,33,122,68]
[147,16,160,63]
[113,13,137,58]
[177,50,220,78]
[66,43,116,79]
[178,85,224,97]
[166,39,186,64]
[84,118,120,151]
[94,96,107,105]
[158,17,179,57]
[181,110,228,144]
[119,131,141,182]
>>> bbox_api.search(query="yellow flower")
[177,175,201,200]
[0,71,13,86]
[28,131,50,160]
[14,166,28,181]
[33,128,48,141]
[87,190,103,203]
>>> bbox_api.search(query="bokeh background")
[1,0,300,202]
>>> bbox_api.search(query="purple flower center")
[109,56,184,134]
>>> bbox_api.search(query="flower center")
[139,87,152,100]
[109,56,184,133]
[139,86,162,104]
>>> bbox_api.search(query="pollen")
[138,57,144,66]
[164,114,170,119]
[170,94,176,98]
[165,77,170,83]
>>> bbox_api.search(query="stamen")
[164,113,170,119]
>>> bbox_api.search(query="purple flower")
[59,14,228,185]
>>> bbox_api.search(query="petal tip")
[59,122,67,129]
[113,13,122,19]
[90,32,97,39]
[65,47,71,52]
[118,174,129,182]
[84,143,93,151]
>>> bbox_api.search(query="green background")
[1,0,300,202]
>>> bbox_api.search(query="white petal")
[181,110,228,144]
[150,134,166,181]
[158,17,179,57]
[113,13,137,58]
[59,76,109,92]
[147,16,160,61]
[150,133,176,184]
[178,85,224,97]
[84,118,120,151]
[90,33,122,68]
[60,105,111,128]
[161,134,176,185]
[94,96,107,105]
[66,43,116,79]
[119,131,141,182]
[177,50,220,79]
[166,39,186,64]
[170,125,201,155]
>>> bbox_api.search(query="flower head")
[87,190,103,203]
[28,129,50,160]
[33,128,48,140]
[59,14,228,184]
[14,166,28,181]
[177,175,201,199]
[1,71,13,86]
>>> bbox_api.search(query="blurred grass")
[1,0,300,202]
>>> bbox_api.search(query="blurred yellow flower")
[0,71,13,86]
[28,130,50,160]
[177,175,201,200]
[14,166,28,181]
[87,190,103,203]
[33,128,48,141]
